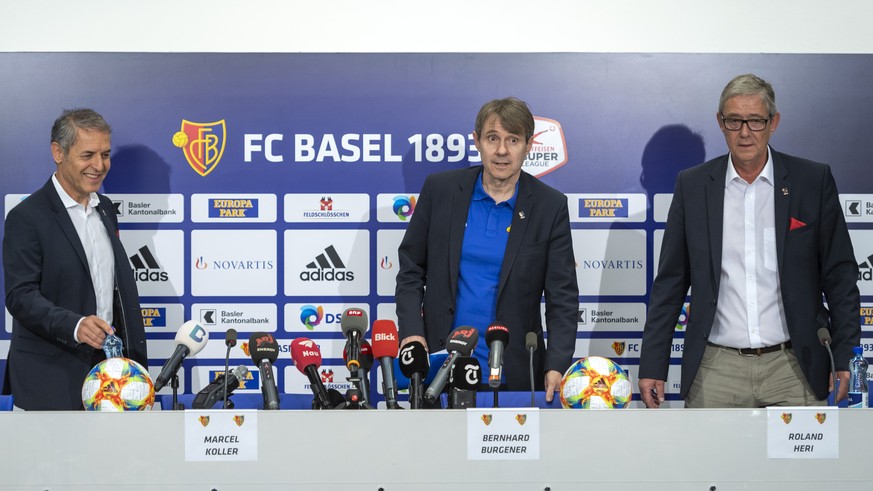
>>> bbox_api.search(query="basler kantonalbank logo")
[300,245,354,282]
[172,119,226,177]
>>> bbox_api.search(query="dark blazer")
[396,166,579,390]
[3,178,147,410]
[640,150,860,400]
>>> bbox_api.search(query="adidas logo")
[860,255,873,282]
[300,245,354,282]
[129,246,169,282]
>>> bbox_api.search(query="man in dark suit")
[396,97,578,401]
[3,108,147,410]
[639,74,860,408]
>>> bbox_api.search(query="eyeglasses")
[720,114,770,132]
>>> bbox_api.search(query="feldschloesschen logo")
[522,117,568,177]
[321,197,333,211]
[129,246,169,282]
[859,254,873,282]
[172,119,227,177]
[300,305,325,330]
[300,245,354,282]
[392,195,416,221]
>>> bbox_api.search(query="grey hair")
[474,97,535,142]
[51,108,112,155]
[718,74,777,116]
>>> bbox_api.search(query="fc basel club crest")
[612,341,626,356]
[199,415,210,427]
[233,415,245,427]
[781,413,792,424]
[815,413,826,425]
[481,414,493,426]
[173,119,226,177]
[240,342,251,357]
[515,414,527,426]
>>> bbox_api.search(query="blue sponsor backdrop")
[1,53,871,405]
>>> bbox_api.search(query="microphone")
[340,308,368,372]
[343,340,374,408]
[485,321,509,389]
[154,320,209,391]
[249,332,280,410]
[291,338,334,410]
[448,356,481,409]
[371,320,401,409]
[525,332,538,408]
[818,326,839,405]
[191,365,249,409]
[223,329,238,409]
[399,341,429,409]
[424,326,478,404]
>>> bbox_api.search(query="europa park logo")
[172,119,227,177]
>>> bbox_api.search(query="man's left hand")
[544,370,562,402]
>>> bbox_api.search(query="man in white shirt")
[3,109,147,410]
[639,74,860,408]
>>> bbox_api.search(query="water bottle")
[848,346,868,409]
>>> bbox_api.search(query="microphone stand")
[493,386,499,408]
[171,374,184,410]
[529,347,535,408]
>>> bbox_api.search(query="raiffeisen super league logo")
[173,119,227,177]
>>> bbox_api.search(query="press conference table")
[0,407,870,490]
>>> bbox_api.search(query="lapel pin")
[781,187,789,196]
[519,211,526,220]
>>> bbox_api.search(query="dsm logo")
[173,119,226,177]
[392,195,416,221]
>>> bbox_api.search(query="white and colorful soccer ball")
[560,356,632,409]
[81,357,155,411]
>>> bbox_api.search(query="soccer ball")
[560,356,632,409]
[82,357,155,411]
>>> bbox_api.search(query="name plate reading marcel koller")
[184,410,258,461]
[467,408,540,460]
[766,407,839,459]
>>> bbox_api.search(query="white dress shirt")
[51,174,115,342]
[709,148,790,349]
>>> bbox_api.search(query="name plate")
[184,410,258,461]
[766,407,839,459]
[467,407,540,460]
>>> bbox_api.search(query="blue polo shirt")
[452,174,517,371]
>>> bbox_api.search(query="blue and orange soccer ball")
[560,356,632,409]
[81,357,155,411]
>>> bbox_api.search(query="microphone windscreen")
[291,338,322,373]
[249,332,279,364]
[360,341,374,370]
[225,328,238,347]
[485,322,509,346]
[371,320,400,359]
[340,308,368,337]
[446,326,479,356]
[817,327,832,346]
[398,341,430,378]
[525,332,538,351]
[450,356,481,390]
[174,320,210,355]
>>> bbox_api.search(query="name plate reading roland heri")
[185,410,258,461]
[467,407,540,460]
[766,407,839,459]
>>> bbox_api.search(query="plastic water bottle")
[848,346,868,409]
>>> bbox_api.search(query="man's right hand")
[399,335,428,352]
[76,315,114,350]
[639,378,666,408]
